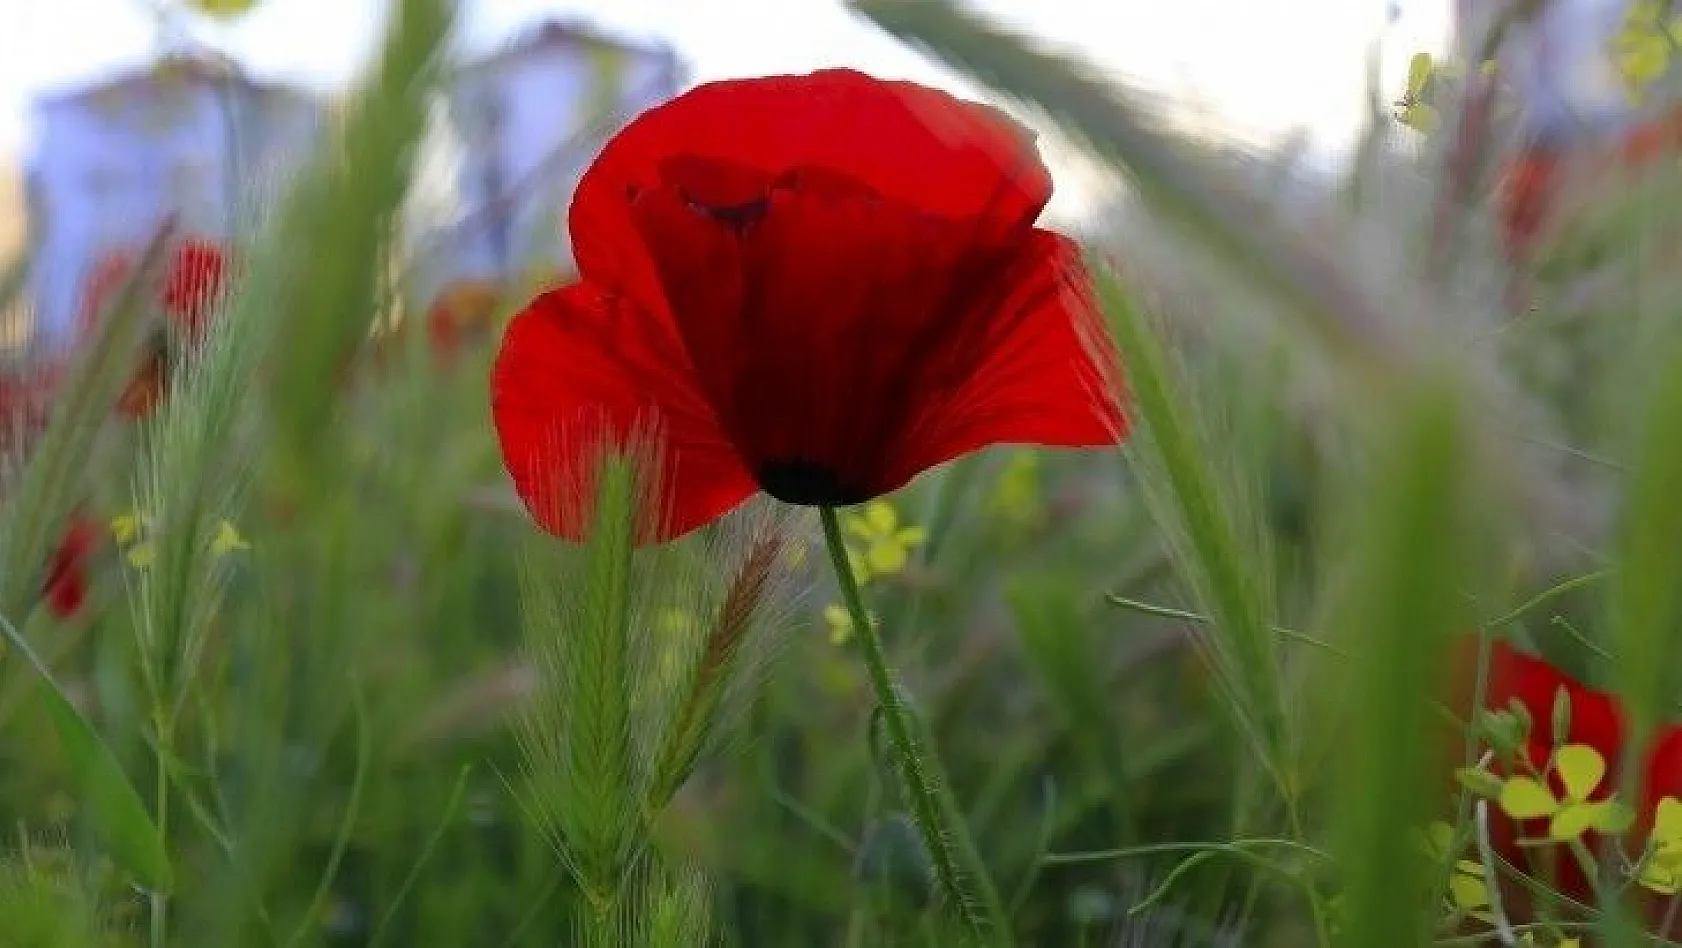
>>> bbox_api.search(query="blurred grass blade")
[0,615,172,892]
[1007,576,1136,844]
[1606,274,1682,794]
[267,0,452,460]
[0,226,168,615]
[0,244,32,313]
[1092,267,1290,815]
[850,0,1409,376]
[1328,382,1472,948]
[850,0,1591,551]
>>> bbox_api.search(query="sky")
[0,0,1455,215]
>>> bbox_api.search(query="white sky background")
[0,0,1455,219]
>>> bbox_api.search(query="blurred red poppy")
[81,237,229,341]
[41,516,98,620]
[159,239,228,340]
[1466,640,1682,935]
[115,334,171,420]
[77,238,230,420]
[425,280,503,360]
[1500,105,1682,260]
[492,69,1126,541]
[0,363,63,453]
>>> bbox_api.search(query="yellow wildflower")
[842,501,927,578]
[1420,822,1494,922]
[824,604,853,646]
[1498,744,1633,840]
[210,520,250,557]
[655,607,698,637]
[1639,796,1682,893]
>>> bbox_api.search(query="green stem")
[819,507,1010,946]
[151,718,171,948]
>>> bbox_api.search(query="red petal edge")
[570,69,1052,313]
[1483,638,1625,757]
[883,231,1128,489]
[490,283,756,543]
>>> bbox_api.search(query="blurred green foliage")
[6,0,1682,945]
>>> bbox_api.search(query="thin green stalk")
[819,507,1010,946]
[151,720,171,948]
[368,765,471,948]
[287,690,371,948]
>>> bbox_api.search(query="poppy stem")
[818,506,1011,945]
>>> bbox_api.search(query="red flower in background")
[1,374,103,621]
[492,69,1126,541]
[1500,106,1682,260]
[426,280,503,360]
[77,238,230,420]
[80,238,229,342]
[1499,150,1562,261]
[0,363,63,453]
[1467,640,1682,935]
[41,517,98,620]
[159,239,228,340]
[116,335,171,420]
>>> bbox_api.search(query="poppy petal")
[572,69,1050,310]
[1644,725,1682,812]
[626,168,1121,505]
[883,231,1126,487]
[1483,639,1625,757]
[43,518,97,620]
[490,282,755,542]
[161,240,227,340]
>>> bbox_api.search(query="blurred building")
[1451,0,1651,146]
[22,54,322,353]
[411,18,685,315]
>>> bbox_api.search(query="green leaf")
[1454,766,1505,800]
[40,684,173,892]
[0,617,171,891]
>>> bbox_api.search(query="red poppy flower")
[1499,103,1682,260]
[42,516,98,620]
[1499,149,1561,261]
[426,280,503,360]
[77,238,229,420]
[1463,639,1682,935]
[116,334,171,420]
[492,69,1126,541]
[0,363,64,453]
[79,238,229,342]
[159,239,228,340]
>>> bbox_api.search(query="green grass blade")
[0,614,171,892]
[1092,267,1290,813]
[0,227,166,615]
[1327,382,1472,948]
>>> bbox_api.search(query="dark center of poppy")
[756,459,873,508]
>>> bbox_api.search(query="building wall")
[24,67,322,353]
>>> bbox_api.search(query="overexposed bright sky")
[0,0,1454,210]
